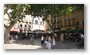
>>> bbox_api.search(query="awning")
[60,30,84,33]
[10,28,20,33]
[70,30,83,33]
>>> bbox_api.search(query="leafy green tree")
[28,4,84,32]
[4,4,30,43]
[4,4,84,43]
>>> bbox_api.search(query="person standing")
[54,33,57,39]
[15,35,18,43]
[29,34,32,41]
[52,36,56,49]
[61,34,64,42]
[44,36,48,48]
[41,35,44,45]
[47,36,52,49]
[80,33,84,48]
[32,34,34,41]
[15,35,18,40]
[80,33,84,44]
[47,41,51,49]
[48,36,52,43]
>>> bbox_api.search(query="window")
[20,24,22,30]
[35,20,38,24]
[69,22,70,27]
[24,25,27,31]
[75,12,78,18]
[66,23,68,27]
[76,21,79,25]
[64,23,66,27]
[25,25,27,27]
[72,21,75,26]
[28,25,31,30]
[20,24,22,27]
[61,24,62,27]
[66,28,71,31]
[76,21,80,27]
[40,22,42,25]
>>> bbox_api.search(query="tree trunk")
[4,15,22,43]
[4,26,11,43]
[45,19,54,31]
[44,15,54,32]
[4,5,25,43]
[4,19,18,43]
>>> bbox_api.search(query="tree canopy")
[4,4,84,31]
[4,4,84,28]
[27,4,84,16]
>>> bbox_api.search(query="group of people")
[41,35,56,49]
[14,34,24,40]
[12,32,84,49]
[54,33,84,42]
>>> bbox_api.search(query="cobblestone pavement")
[4,38,84,49]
